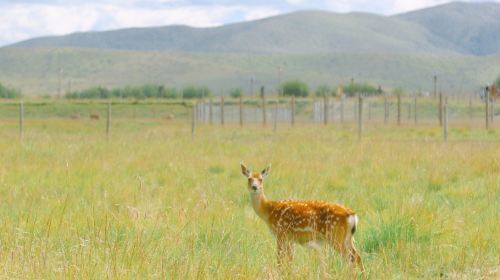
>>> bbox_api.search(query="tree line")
[64,80,382,100]
[65,85,211,99]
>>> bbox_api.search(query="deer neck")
[250,190,269,222]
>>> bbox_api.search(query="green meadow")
[0,102,498,279]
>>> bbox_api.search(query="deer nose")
[251,185,258,191]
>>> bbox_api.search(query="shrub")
[182,86,211,99]
[345,82,380,97]
[0,82,21,98]
[282,80,309,97]
[230,88,243,98]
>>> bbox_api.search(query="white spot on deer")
[293,226,314,233]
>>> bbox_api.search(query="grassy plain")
[0,108,498,279]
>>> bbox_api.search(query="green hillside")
[398,2,500,56]
[1,48,498,96]
[8,11,444,54]
[8,2,500,56]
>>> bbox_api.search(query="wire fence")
[0,95,498,140]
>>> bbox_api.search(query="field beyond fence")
[1,95,498,141]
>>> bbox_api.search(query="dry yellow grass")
[0,119,498,279]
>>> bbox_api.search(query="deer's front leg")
[277,236,294,266]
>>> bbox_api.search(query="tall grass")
[0,120,498,278]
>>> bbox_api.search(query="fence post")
[191,102,196,139]
[354,94,358,122]
[414,94,418,124]
[273,100,278,133]
[384,93,388,124]
[367,101,371,121]
[397,94,401,125]
[439,92,443,126]
[220,96,224,126]
[262,95,267,126]
[443,101,448,141]
[340,95,345,123]
[201,99,205,123]
[19,101,24,139]
[491,99,494,124]
[209,98,213,125]
[358,95,363,141]
[485,90,489,129]
[239,96,243,127]
[291,95,295,126]
[106,101,111,137]
[323,96,328,125]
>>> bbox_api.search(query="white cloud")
[324,0,500,15]
[0,2,280,46]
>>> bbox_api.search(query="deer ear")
[240,162,250,177]
[261,164,271,178]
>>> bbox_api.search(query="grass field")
[0,113,499,278]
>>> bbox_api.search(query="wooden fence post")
[485,91,489,129]
[358,95,363,140]
[397,94,401,125]
[220,96,224,126]
[354,95,358,122]
[106,101,111,137]
[443,101,448,141]
[491,99,494,124]
[262,95,267,126]
[291,95,295,126]
[414,94,418,124]
[384,93,388,124]
[239,96,243,127]
[191,102,196,139]
[201,99,205,123]
[439,92,443,126]
[19,101,24,139]
[323,96,328,125]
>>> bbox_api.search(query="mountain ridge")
[6,2,500,56]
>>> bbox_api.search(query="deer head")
[240,162,270,194]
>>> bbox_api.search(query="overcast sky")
[0,0,497,46]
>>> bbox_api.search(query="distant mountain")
[7,2,500,56]
[398,2,500,56]
[2,2,500,95]
[7,12,441,54]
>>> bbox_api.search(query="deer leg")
[348,237,365,274]
[277,237,294,266]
